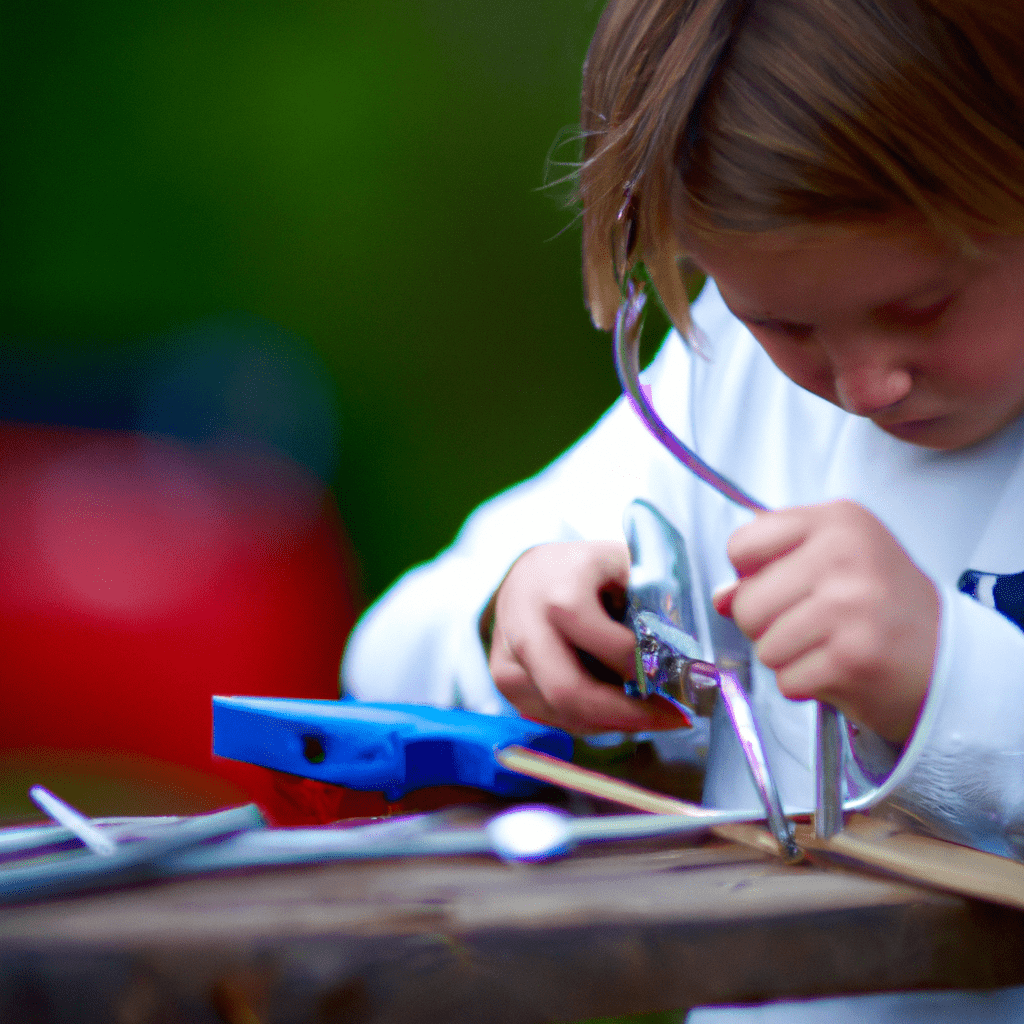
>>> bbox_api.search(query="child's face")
[685,220,1024,451]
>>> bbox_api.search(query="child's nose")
[831,347,914,417]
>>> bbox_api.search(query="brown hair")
[579,0,1024,332]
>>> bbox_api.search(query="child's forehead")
[679,214,938,257]
[669,173,957,265]
[683,220,976,318]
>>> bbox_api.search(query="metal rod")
[29,786,118,857]
[815,702,845,838]
[614,281,766,513]
[717,669,802,862]
[613,278,844,838]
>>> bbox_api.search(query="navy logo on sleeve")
[958,569,1024,632]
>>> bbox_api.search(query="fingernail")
[712,579,738,616]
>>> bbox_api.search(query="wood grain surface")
[2,836,1024,1024]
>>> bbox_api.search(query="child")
[344,0,1024,1018]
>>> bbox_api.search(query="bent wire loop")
[611,222,844,842]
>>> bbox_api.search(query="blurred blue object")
[213,696,573,801]
[0,314,340,483]
[139,314,341,480]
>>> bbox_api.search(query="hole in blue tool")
[301,735,327,764]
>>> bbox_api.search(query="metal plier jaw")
[622,497,724,719]
[622,499,802,862]
[627,610,719,719]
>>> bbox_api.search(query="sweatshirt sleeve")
[849,586,1024,859]
[341,329,702,714]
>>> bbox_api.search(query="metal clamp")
[623,500,801,861]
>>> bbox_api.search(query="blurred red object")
[0,422,363,825]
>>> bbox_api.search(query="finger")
[532,628,684,731]
[771,643,847,709]
[545,674,692,733]
[586,539,631,582]
[752,593,830,673]
[550,542,637,680]
[499,659,690,734]
[490,605,583,705]
[727,507,813,577]
[490,656,560,726]
[554,646,692,733]
[549,609,638,682]
[765,610,889,707]
[728,540,821,640]
[775,640,926,743]
[493,616,686,734]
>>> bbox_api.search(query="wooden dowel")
[796,814,1024,911]
[497,748,1024,909]
[496,745,787,860]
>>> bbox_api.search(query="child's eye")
[880,292,957,330]
[746,318,814,341]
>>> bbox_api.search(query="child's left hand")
[712,500,938,744]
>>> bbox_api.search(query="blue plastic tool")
[212,697,574,801]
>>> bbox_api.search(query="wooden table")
[2,835,1023,1024]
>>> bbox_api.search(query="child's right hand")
[486,540,692,735]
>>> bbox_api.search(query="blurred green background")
[1,0,673,605]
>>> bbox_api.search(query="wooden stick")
[497,748,1024,909]
[497,746,705,815]
[496,745,786,860]
[795,814,1024,912]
